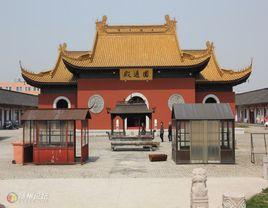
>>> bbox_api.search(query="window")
[16,87,19,91]
[23,121,36,144]
[53,96,71,109]
[220,121,233,149]
[205,97,217,103]
[177,121,190,150]
[56,99,69,109]
[37,121,74,147]
[202,94,220,104]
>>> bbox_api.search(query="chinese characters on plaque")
[120,68,153,81]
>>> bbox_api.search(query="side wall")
[38,88,77,109]
[196,90,236,113]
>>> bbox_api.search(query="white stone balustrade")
[222,193,246,208]
[263,156,268,180]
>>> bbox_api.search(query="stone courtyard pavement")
[0,126,268,207]
[0,178,267,208]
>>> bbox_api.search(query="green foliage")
[247,188,268,208]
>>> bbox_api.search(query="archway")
[125,92,149,129]
[202,94,220,104]
[53,96,71,109]
[127,96,146,128]
[56,99,69,108]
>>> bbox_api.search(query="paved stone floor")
[1,178,268,208]
[0,127,267,179]
[0,126,268,207]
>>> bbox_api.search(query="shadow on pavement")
[0,137,11,141]
[88,156,100,162]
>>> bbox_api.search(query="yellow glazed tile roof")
[21,47,88,84]
[21,15,252,86]
[61,15,211,68]
[182,47,252,83]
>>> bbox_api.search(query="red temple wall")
[37,79,235,129]
[38,90,77,109]
[196,91,235,114]
[77,78,195,129]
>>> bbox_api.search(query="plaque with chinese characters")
[120,68,153,81]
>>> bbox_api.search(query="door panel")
[190,120,220,163]
[207,121,220,163]
[190,121,205,163]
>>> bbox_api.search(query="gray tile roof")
[21,109,91,120]
[0,89,38,107]
[109,102,153,115]
[172,103,234,120]
[236,88,268,106]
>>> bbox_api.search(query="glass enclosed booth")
[21,109,91,165]
[172,104,235,164]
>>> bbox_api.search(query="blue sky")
[0,0,267,92]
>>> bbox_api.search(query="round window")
[168,94,185,110]
[88,94,104,114]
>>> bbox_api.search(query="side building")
[0,89,38,128]
[0,81,40,95]
[236,88,268,124]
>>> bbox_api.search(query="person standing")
[140,122,146,135]
[160,122,164,142]
[168,122,172,142]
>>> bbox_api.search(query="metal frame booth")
[20,109,91,165]
[172,104,235,164]
[107,102,159,150]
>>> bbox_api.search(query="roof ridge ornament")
[96,15,107,34]
[59,43,67,52]
[250,57,253,68]
[206,41,214,54]
[19,61,31,74]
[238,58,253,73]
[182,41,213,61]
[20,61,42,76]
[19,60,23,69]
[165,15,177,33]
